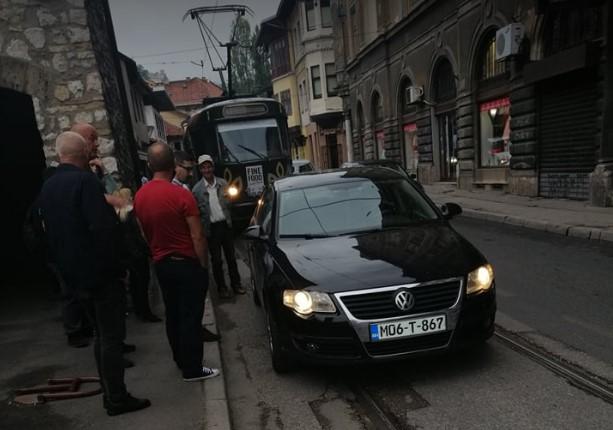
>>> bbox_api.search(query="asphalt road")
[218,238,613,430]
[450,216,613,367]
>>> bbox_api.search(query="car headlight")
[282,290,336,315]
[227,185,239,198]
[467,264,494,295]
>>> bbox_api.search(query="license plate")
[370,315,447,341]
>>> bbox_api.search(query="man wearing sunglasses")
[172,151,195,190]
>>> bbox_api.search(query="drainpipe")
[344,111,353,162]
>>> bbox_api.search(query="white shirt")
[206,178,226,223]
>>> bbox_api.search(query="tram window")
[217,119,284,163]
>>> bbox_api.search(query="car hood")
[272,223,486,293]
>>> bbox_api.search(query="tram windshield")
[217,118,284,163]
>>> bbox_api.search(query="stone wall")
[0,0,135,187]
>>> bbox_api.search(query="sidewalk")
[423,183,613,243]
[0,281,231,430]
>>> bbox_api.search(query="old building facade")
[258,0,347,170]
[333,0,612,205]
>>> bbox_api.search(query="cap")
[197,154,214,165]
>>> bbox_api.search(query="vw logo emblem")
[394,290,415,311]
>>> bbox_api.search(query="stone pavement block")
[204,399,232,430]
[599,230,613,243]
[567,226,592,239]
[504,215,525,227]
[523,219,549,232]
[544,223,570,236]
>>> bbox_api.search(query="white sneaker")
[183,366,220,382]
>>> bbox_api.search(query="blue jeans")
[155,258,208,378]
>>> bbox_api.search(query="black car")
[244,167,496,373]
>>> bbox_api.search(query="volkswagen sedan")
[244,167,496,373]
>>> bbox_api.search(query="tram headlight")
[227,185,239,198]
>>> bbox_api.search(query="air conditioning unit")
[406,86,424,105]
[495,23,525,61]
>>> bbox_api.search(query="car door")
[248,187,274,303]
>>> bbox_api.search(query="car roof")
[274,166,406,192]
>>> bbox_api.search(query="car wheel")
[265,308,293,374]
[251,278,261,307]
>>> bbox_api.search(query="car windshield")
[217,118,284,163]
[278,177,439,237]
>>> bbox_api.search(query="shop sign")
[480,97,510,111]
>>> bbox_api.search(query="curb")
[202,297,232,430]
[459,208,613,243]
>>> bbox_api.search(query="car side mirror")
[243,225,262,240]
[243,224,269,241]
[441,202,462,220]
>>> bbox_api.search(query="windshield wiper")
[237,144,265,160]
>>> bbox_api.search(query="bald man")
[38,132,150,416]
[134,142,220,382]
[71,122,119,194]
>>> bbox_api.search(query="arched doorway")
[371,91,385,159]
[0,88,46,280]
[398,77,418,175]
[432,58,457,181]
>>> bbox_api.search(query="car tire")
[265,308,294,374]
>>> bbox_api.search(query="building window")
[371,91,385,159]
[305,0,316,31]
[321,0,332,28]
[325,63,337,97]
[479,98,511,168]
[280,89,292,116]
[545,5,602,56]
[403,123,418,174]
[480,35,506,80]
[270,36,290,78]
[311,65,322,99]
[433,59,456,103]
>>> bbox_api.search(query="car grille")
[364,332,452,356]
[339,280,461,320]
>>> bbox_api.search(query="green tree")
[229,17,271,96]
[137,64,151,81]
[230,16,255,95]
[251,25,272,96]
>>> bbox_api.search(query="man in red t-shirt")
[134,142,220,382]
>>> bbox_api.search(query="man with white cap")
[192,154,245,299]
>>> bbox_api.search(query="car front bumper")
[273,281,496,365]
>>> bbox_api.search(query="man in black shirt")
[38,131,150,416]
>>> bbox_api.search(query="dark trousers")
[155,258,207,377]
[52,263,91,339]
[128,256,152,317]
[79,279,127,402]
[209,221,240,291]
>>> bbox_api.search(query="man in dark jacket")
[38,131,150,416]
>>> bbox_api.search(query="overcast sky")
[108,0,278,83]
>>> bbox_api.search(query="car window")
[299,163,313,173]
[278,178,438,237]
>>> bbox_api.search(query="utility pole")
[184,5,253,98]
